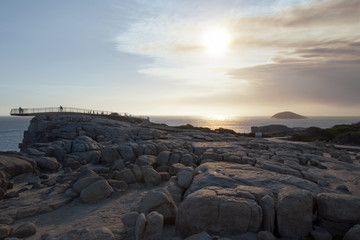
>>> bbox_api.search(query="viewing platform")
[10,107,149,120]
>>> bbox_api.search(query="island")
[271,111,308,119]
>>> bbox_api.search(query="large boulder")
[139,188,177,224]
[0,153,34,178]
[121,212,139,236]
[176,167,194,189]
[112,168,137,184]
[72,136,101,152]
[317,193,360,235]
[118,145,136,161]
[344,224,360,240]
[63,154,83,170]
[143,211,164,240]
[11,222,36,238]
[176,187,262,237]
[35,157,59,171]
[157,151,170,166]
[277,187,313,239]
[101,145,121,163]
[141,166,161,186]
[80,179,114,203]
[72,176,104,194]
[73,150,101,164]
[135,213,146,240]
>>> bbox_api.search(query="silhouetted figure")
[19,107,23,114]
[60,105,63,112]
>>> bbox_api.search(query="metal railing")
[10,106,149,120]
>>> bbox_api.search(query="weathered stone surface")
[139,188,177,224]
[112,168,137,184]
[135,213,146,240]
[317,193,360,223]
[259,195,275,232]
[61,227,115,240]
[11,222,36,238]
[0,224,12,239]
[338,154,353,163]
[72,176,104,194]
[203,152,222,161]
[143,211,163,240]
[107,180,128,192]
[176,187,262,237]
[129,164,142,182]
[141,166,161,186]
[169,152,181,165]
[136,155,157,166]
[180,153,195,166]
[62,154,83,170]
[187,162,323,197]
[176,168,194,189]
[12,114,360,239]
[112,159,125,171]
[73,150,101,164]
[80,179,114,203]
[35,157,59,171]
[257,231,276,240]
[0,216,14,225]
[344,224,360,240]
[184,231,212,240]
[310,226,332,240]
[101,145,121,163]
[118,145,136,161]
[157,151,170,166]
[317,193,360,235]
[0,154,34,177]
[169,163,186,176]
[159,172,170,181]
[166,177,185,205]
[277,187,313,238]
[121,212,139,234]
[72,136,101,152]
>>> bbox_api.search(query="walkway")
[10,107,148,120]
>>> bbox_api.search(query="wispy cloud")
[114,0,360,115]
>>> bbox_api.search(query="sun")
[202,28,231,56]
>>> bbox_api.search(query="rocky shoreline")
[1,114,360,240]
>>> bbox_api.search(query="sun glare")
[202,29,231,56]
[205,114,231,121]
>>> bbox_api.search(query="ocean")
[0,115,359,152]
[0,116,32,152]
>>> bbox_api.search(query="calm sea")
[0,116,32,152]
[0,115,359,151]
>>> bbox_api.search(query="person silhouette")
[60,105,63,112]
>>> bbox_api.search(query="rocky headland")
[1,114,360,240]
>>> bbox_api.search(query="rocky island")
[271,111,308,119]
[1,114,360,240]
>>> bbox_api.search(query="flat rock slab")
[187,162,326,197]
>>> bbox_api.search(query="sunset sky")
[1,0,359,117]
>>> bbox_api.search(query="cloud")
[227,58,360,106]
[114,0,360,115]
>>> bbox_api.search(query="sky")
[1,0,359,117]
